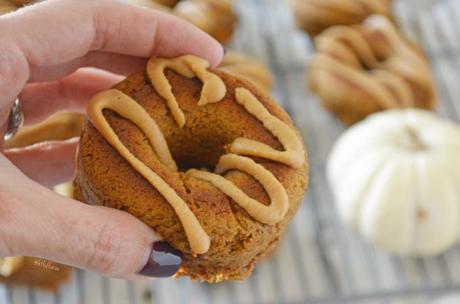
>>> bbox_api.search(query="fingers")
[3,138,79,188]
[4,0,223,68]
[0,0,223,129]
[29,52,148,83]
[20,68,123,126]
[0,155,183,278]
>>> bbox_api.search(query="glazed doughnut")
[8,0,34,5]
[4,112,84,149]
[74,55,308,282]
[309,15,437,125]
[219,51,274,93]
[290,0,393,36]
[0,0,17,14]
[0,257,72,291]
[125,0,237,43]
[151,0,179,7]
[175,0,236,43]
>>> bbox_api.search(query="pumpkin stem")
[404,125,426,151]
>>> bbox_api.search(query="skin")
[0,0,223,279]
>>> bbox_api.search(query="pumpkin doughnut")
[290,0,394,37]
[218,51,274,93]
[0,257,72,292]
[151,0,179,7]
[4,112,84,149]
[0,0,18,14]
[309,15,437,125]
[175,0,236,44]
[8,0,34,5]
[74,55,308,282]
[125,0,237,44]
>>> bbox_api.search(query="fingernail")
[138,241,183,278]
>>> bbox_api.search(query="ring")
[4,99,24,142]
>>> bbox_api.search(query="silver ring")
[4,99,24,141]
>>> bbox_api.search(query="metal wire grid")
[3,0,460,303]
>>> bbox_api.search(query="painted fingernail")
[138,241,183,278]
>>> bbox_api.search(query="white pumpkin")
[327,109,460,256]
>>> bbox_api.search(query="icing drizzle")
[87,55,305,254]
[231,88,304,169]
[310,15,435,109]
[88,89,210,254]
[188,154,289,225]
[147,55,226,127]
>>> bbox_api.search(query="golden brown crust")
[0,258,72,292]
[290,0,394,36]
[75,68,308,282]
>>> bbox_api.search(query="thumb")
[0,156,182,279]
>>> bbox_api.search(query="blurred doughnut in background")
[124,0,237,43]
[4,112,85,149]
[290,0,394,37]
[219,51,274,93]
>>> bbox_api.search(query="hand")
[0,0,223,279]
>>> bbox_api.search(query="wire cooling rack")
[3,0,460,303]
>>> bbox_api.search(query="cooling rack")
[2,0,460,303]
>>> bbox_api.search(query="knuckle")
[0,44,28,90]
[85,211,149,276]
[92,4,123,51]
[86,217,124,275]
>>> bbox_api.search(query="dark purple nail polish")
[138,241,182,278]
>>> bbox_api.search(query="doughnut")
[8,0,34,5]
[151,0,179,7]
[4,112,84,149]
[0,257,72,291]
[309,15,437,125]
[74,55,308,282]
[125,0,237,44]
[219,51,273,93]
[290,0,393,36]
[0,0,18,14]
[175,0,236,44]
